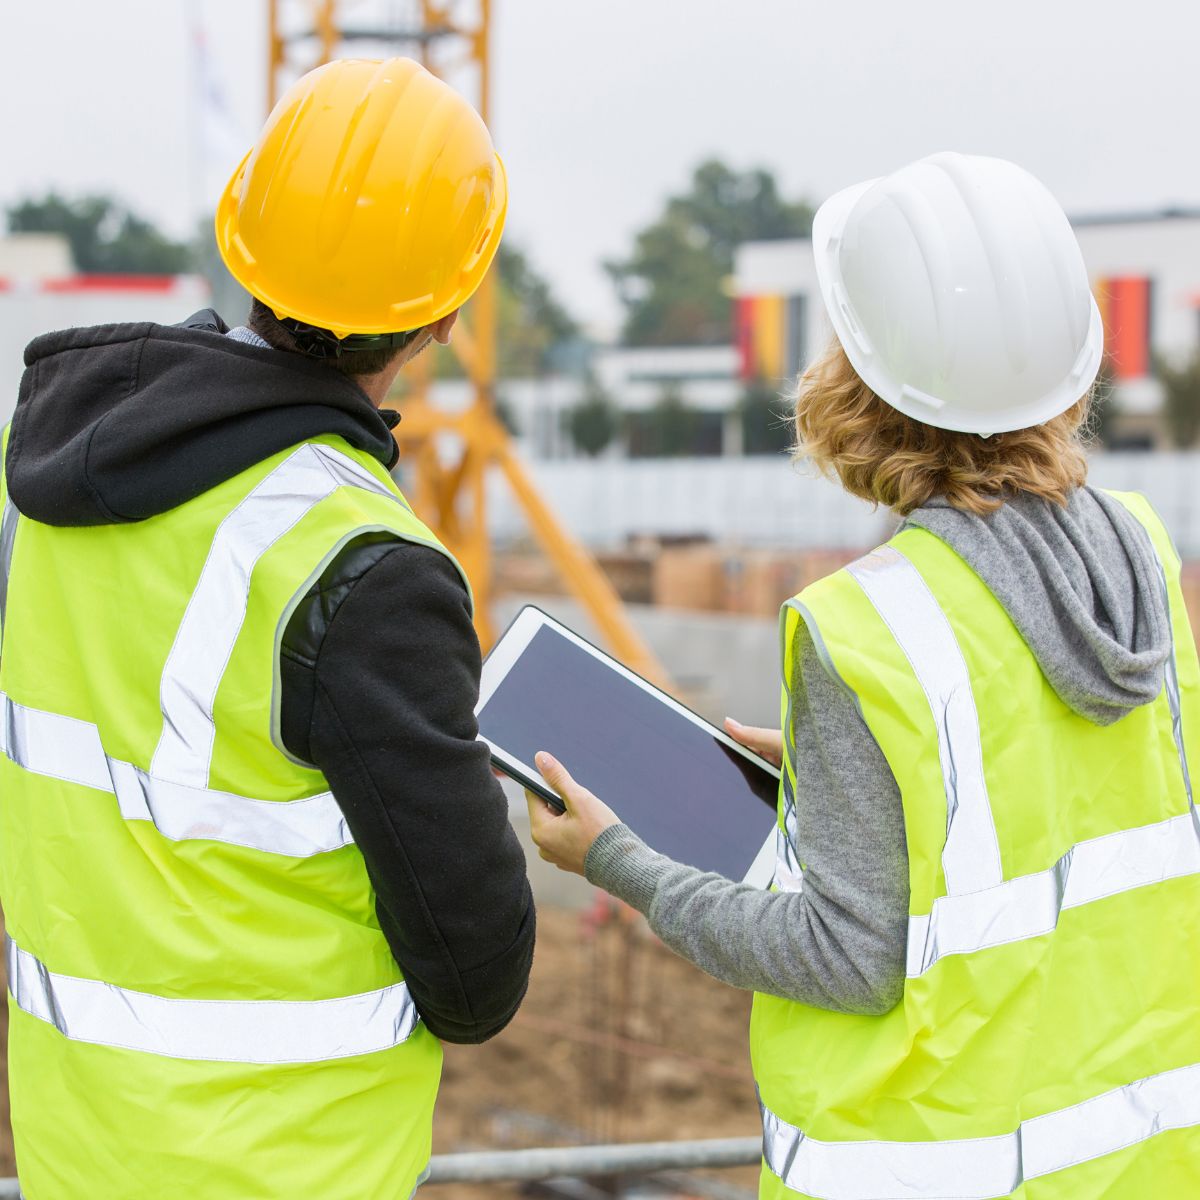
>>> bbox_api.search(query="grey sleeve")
[585,623,910,1016]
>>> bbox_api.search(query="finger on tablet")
[724,717,783,766]
[534,751,574,801]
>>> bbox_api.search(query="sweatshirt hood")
[906,487,1172,726]
[6,309,400,527]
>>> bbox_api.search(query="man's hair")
[792,338,1092,516]
[247,299,419,379]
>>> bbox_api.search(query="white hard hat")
[812,152,1103,435]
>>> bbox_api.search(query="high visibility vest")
[751,493,1200,1200]
[0,431,469,1199]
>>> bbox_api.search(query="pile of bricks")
[648,544,861,618]
[495,544,1200,640]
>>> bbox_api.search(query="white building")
[734,209,1200,447]
[411,343,746,460]
[0,235,210,424]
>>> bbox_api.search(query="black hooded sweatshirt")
[5,310,535,1044]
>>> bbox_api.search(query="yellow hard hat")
[215,57,507,338]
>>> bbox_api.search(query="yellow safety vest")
[751,492,1200,1199]
[0,431,468,1199]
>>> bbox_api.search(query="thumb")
[725,716,763,748]
[535,751,576,807]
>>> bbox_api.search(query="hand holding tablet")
[524,751,622,876]
[476,606,781,886]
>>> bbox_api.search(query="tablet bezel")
[476,604,781,886]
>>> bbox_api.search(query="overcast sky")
[4,0,1199,336]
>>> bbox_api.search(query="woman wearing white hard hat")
[528,152,1200,1198]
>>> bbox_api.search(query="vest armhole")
[269,521,459,769]
[783,595,865,720]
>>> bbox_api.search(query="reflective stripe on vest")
[847,546,1003,894]
[0,493,17,636]
[0,442,431,1064]
[151,442,407,786]
[0,442,405,858]
[761,1061,1200,1200]
[762,538,1200,1195]
[772,544,1200,973]
[6,934,419,1064]
[0,689,350,857]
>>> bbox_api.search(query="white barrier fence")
[481,453,1200,557]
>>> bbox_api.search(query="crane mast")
[265,1,665,682]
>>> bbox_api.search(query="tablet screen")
[478,619,779,881]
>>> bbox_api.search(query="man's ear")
[430,309,460,345]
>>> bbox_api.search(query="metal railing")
[425,1136,761,1184]
[0,1136,763,1195]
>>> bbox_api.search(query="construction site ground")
[0,902,761,1198]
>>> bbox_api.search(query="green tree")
[6,192,192,274]
[565,375,620,457]
[739,379,793,456]
[627,384,704,457]
[429,241,580,381]
[495,244,578,377]
[606,159,814,347]
[1159,353,1200,449]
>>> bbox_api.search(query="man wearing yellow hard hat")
[0,58,531,1197]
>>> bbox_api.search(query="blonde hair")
[792,340,1091,516]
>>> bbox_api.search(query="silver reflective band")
[6,934,419,1064]
[152,442,403,787]
[773,825,803,893]
[846,546,1002,895]
[902,530,1200,975]
[1153,549,1195,809]
[0,691,352,858]
[907,809,1200,975]
[0,493,17,637]
[761,1060,1200,1200]
[772,770,804,892]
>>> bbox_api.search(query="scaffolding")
[265,1,666,681]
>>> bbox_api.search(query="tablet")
[477,605,780,886]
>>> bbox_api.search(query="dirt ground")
[0,904,761,1197]
[433,901,761,1198]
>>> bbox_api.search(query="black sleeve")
[279,537,535,1044]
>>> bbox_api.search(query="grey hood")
[905,487,1171,726]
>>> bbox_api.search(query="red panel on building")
[41,275,182,294]
[735,295,756,381]
[1097,277,1153,380]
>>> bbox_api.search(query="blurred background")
[2,2,1199,1196]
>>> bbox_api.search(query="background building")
[734,209,1200,449]
[0,234,209,424]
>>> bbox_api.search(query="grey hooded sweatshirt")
[584,486,1174,1014]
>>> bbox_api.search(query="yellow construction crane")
[266,0,666,685]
